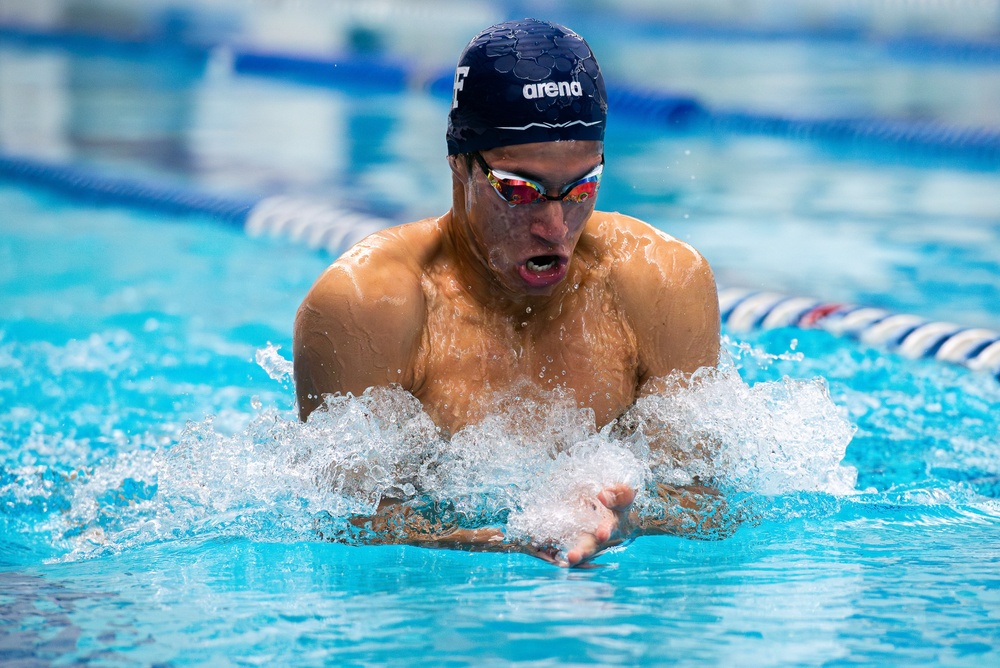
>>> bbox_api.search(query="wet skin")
[294,140,721,566]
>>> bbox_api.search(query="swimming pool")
[2,1,1000,665]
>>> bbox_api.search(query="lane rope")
[3,151,997,381]
[2,24,999,165]
[0,154,255,226]
[720,288,1000,380]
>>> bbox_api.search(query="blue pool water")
[3,182,999,665]
[3,3,1000,665]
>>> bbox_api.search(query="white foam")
[21,358,860,561]
[620,365,858,498]
[255,343,294,382]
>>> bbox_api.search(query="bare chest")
[412,280,639,433]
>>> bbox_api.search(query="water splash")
[620,364,858,497]
[255,343,294,382]
[0,350,867,561]
[722,333,805,368]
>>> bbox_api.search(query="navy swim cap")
[446,18,607,156]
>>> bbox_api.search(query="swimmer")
[294,19,720,566]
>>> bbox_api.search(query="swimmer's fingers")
[597,483,636,512]
[597,484,638,543]
[529,544,566,566]
[564,531,626,568]
[556,485,637,567]
[564,532,602,567]
[565,511,626,566]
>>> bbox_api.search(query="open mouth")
[525,255,560,273]
[518,254,567,288]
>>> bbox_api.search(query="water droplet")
[251,396,262,410]
[525,306,532,314]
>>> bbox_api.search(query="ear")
[448,153,473,179]
[448,155,470,209]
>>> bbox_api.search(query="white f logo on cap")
[452,66,470,109]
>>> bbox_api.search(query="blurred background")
[1,0,999,328]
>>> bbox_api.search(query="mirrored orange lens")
[488,174,545,204]
[501,182,545,204]
[562,181,599,202]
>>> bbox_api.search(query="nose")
[529,200,569,245]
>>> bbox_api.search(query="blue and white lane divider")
[244,195,390,254]
[0,154,256,228]
[720,288,1000,380]
[0,154,390,256]
[2,23,999,165]
[2,151,998,382]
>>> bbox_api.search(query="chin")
[516,258,569,291]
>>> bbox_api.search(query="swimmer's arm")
[293,250,425,421]
[296,254,554,556]
[343,498,568,563]
[611,222,729,536]
[345,490,663,566]
[617,227,721,389]
[626,233,721,459]
[631,483,734,539]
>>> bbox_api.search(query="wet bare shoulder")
[323,218,441,285]
[587,211,720,383]
[293,218,441,417]
[585,211,698,273]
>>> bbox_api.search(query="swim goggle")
[473,152,603,206]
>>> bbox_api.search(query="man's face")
[458,140,604,297]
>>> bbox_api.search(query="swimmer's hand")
[554,483,637,568]
[339,495,638,567]
[543,483,735,566]
[400,484,640,568]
